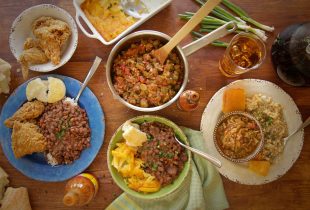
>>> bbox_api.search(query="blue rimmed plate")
[0,75,105,182]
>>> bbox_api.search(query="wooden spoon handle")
[164,0,221,53]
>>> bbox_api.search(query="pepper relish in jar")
[177,90,200,112]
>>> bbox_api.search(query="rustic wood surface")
[0,0,309,209]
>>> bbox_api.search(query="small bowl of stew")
[213,111,264,163]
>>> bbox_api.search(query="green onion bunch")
[179,0,274,47]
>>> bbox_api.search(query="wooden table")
[0,0,309,209]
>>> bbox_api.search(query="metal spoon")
[284,116,310,145]
[120,0,148,19]
[174,135,222,168]
[66,56,102,105]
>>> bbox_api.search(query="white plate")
[9,4,78,72]
[200,79,304,185]
[73,0,172,45]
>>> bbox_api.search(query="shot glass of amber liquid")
[219,33,266,77]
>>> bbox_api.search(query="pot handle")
[182,21,237,57]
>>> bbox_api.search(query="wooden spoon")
[152,0,222,64]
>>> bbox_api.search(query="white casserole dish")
[73,0,172,45]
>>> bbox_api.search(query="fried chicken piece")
[23,37,40,49]
[11,121,47,158]
[19,47,48,79]
[1,187,32,210]
[4,100,45,128]
[17,17,71,80]
[19,38,48,79]
[32,16,71,65]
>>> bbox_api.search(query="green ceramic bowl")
[107,115,191,200]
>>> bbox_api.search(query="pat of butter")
[122,121,140,132]
[122,125,147,147]
[0,58,11,94]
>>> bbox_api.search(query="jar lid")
[271,22,310,86]
[289,22,310,77]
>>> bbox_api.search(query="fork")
[174,135,222,168]
[284,116,310,145]
[120,0,148,19]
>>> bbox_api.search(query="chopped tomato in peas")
[112,39,184,108]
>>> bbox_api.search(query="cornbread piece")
[11,121,47,158]
[222,88,245,113]
[0,166,9,200]
[0,187,32,210]
[0,58,11,94]
[248,160,271,176]
[4,101,45,128]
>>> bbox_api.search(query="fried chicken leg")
[32,16,71,65]
[4,100,45,128]
[19,47,48,79]
[18,16,71,79]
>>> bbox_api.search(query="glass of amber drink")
[219,33,266,77]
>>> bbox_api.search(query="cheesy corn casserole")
[81,0,136,41]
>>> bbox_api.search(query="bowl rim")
[107,115,191,200]
[9,4,78,72]
[105,30,189,112]
[213,111,265,163]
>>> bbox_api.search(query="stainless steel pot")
[106,22,237,112]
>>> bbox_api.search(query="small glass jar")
[177,90,200,112]
[63,173,99,207]
[219,32,266,77]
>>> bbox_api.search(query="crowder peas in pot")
[112,38,184,108]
